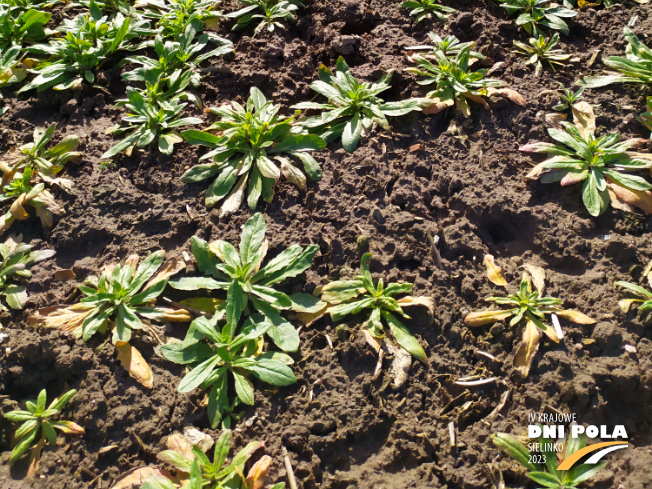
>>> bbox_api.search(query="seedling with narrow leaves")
[0,46,31,114]
[466,256,595,376]
[139,0,224,39]
[102,80,202,158]
[293,57,423,152]
[580,28,652,88]
[1,123,79,182]
[171,213,322,352]
[227,0,302,36]
[181,87,325,214]
[0,235,54,311]
[498,0,576,37]
[321,253,431,363]
[0,5,50,51]
[553,85,584,112]
[4,389,84,476]
[122,30,232,88]
[19,1,153,92]
[400,0,456,24]
[521,102,652,217]
[514,34,572,77]
[406,33,483,59]
[161,314,296,428]
[29,251,191,388]
[0,166,65,234]
[493,430,606,488]
[407,45,517,117]
[115,429,285,489]
[616,260,652,322]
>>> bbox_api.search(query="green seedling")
[161,315,296,428]
[181,87,325,214]
[0,166,64,234]
[2,123,79,182]
[405,33,483,59]
[513,34,572,77]
[466,261,595,376]
[19,1,153,92]
[400,0,456,24]
[227,0,302,35]
[616,263,652,321]
[4,389,84,471]
[143,430,285,488]
[31,250,190,344]
[493,430,606,488]
[321,253,428,362]
[71,0,137,15]
[29,251,190,387]
[580,28,652,88]
[520,102,652,217]
[0,235,54,311]
[171,213,322,352]
[553,85,584,112]
[293,56,423,152]
[102,79,202,158]
[0,46,30,111]
[407,45,505,117]
[0,5,50,51]
[2,0,62,11]
[122,31,232,88]
[498,0,576,37]
[140,0,225,39]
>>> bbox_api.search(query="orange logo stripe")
[557,441,628,471]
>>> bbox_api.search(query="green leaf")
[178,356,221,393]
[492,433,538,472]
[239,213,266,266]
[527,472,562,487]
[4,284,27,310]
[10,425,39,463]
[342,112,362,153]
[383,311,427,362]
[233,371,255,405]
[226,280,246,333]
[245,358,296,386]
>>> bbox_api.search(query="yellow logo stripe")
[557,441,628,471]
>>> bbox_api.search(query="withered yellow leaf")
[607,180,652,215]
[618,298,639,313]
[246,455,272,489]
[521,264,546,294]
[555,309,596,324]
[513,319,542,377]
[116,343,153,389]
[465,309,513,327]
[483,254,507,287]
[571,101,596,140]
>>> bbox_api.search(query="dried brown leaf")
[571,101,595,139]
[544,112,566,129]
[246,455,272,489]
[465,310,513,327]
[409,143,425,153]
[165,432,194,459]
[110,467,168,489]
[521,264,546,294]
[512,319,542,377]
[483,254,507,287]
[116,343,154,389]
[606,180,652,215]
[495,88,526,106]
[385,340,412,388]
[555,309,596,324]
[54,269,77,281]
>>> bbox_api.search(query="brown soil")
[1,0,652,488]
